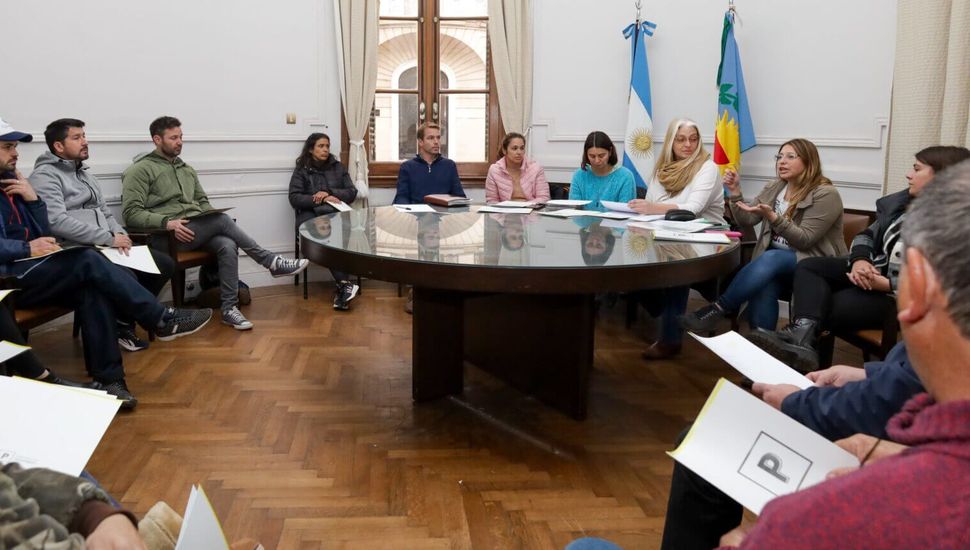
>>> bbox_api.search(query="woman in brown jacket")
[682,138,846,332]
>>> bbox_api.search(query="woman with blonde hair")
[631,118,725,359]
[683,138,847,333]
[628,118,725,223]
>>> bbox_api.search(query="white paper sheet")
[0,340,30,363]
[329,200,353,212]
[393,204,436,213]
[0,376,121,476]
[600,200,638,213]
[582,210,633,220]
[99,245,160,274]
[176,485,231,550]
[628,214,666,222]
[493,200,538,208]
[545,199,590,207]
[478,206,533,214]
[634,220,712,233]
[652,230,731,244]
[538,208,590,218]
[669,379,859,514]
[690,331,812,389]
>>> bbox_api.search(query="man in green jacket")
[122,116,308,330]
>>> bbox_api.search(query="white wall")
[531,0,897,210]
[6,1,896,291]
[7,0,343,289]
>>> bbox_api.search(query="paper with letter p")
[669,379,858,514]
[690,331,812,389]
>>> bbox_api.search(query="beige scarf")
[656,152,710,195]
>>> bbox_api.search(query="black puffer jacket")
[288,155,358,222]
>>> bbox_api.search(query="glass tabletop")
[299,205,735,269]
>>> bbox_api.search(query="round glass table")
[300,205,740,419]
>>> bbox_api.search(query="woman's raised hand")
[722,169,741,195]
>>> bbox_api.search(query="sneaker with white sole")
[155,307,213,341]
[118,326,149,352]
[332,282,360,311]
[269,256,309,278]
[222,306,254,330]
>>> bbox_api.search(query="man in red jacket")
[719,160,970,549]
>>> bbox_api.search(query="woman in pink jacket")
[485,132,551,203]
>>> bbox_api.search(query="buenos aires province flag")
[622,20,657,190]
[713,10,755,174]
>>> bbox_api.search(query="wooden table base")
[412,288,595,420]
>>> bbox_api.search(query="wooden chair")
[129,229,217,307]
[1,276,75,340]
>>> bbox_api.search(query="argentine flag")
[622,20,657,190]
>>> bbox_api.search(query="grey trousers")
[179,213,275,310]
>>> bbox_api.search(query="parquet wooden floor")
[29,282,861,550]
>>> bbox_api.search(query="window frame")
[341,0,503,188]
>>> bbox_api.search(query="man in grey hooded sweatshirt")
[29,118,175,352]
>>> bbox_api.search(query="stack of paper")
[539,208,590,218]
[0,376,121,476]
[492,200,539,208]
[478,206,532,214]
[669,379,858,514]
[652,230,731,244]
[600,200,638,214]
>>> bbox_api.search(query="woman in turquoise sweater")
[569,131,636,210]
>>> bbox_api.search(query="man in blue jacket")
[661,341,922,550]
[392,122,465,204]
[0,117,211,409]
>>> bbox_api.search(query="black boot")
[748,318,820,373]
[681,303,729,334]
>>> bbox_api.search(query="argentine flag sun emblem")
[622,19,657,189]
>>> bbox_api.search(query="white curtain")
[488,0,533,135]
[333,0,379,202]
[885,0,970,193]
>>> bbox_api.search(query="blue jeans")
[14,248,166,383]
[717,249,797,331]
[636,286,691,345]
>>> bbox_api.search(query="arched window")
[344,0,502,187]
